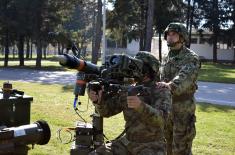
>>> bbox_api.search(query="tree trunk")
[18,35,24,66]
[212,33,218,63]
[30,41,33,59]
[139,1,146,51]
[1,45,4,55]
[43,45,47,59]
[83,46,87,58]
[188,0,195,48]
[36,40,42,68]
[233,47,235,64]
[186,0,191,30]
[4,30,9,67]
[13,45,15,59]
[158,32,162,62]
[92,0,102,64]
[139,37,144,51]
[58,43,61,55]
[145,0,154,52]
[61,43,65,54]
[26,38,30,59]
[54,46,57,55]
[212,0,219,63]
[92,8,96,57]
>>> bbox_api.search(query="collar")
[168,46,185,57]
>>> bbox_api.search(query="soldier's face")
[166,31,180,44]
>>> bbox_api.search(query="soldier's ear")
[179,35,185,43]
[179,36,185,43]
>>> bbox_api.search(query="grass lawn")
[0,60,67,71]
[193,103,235,155]
[1,58,235,83]
[0,56,102,71]
[199,62,235,84]
[0,81,234,155]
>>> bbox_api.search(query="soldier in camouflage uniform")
[157,22,200,155]
[88,51,172,155]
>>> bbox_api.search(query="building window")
[218,42,229,50]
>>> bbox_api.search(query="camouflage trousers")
[89,136,166,155]
[165,98,196,155]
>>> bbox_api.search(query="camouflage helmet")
[164,22,189,44]
[134,51,160,81]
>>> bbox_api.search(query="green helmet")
[135,51,160,81]
[164,22,189,44]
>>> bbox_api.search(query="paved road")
[0,68,77,84]
[195,81,235,106]
[1,68,235,107]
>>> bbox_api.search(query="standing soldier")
[157,22,200,155]
[88,51,172,155]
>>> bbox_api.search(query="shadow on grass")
[0,65,68,71]
[0,57,55,61]
[37,83,75,92]
[197,102,235,113]
[62,85,74,92]
[202,62,235,69]
[199,63,235,83]
[0,56,94,62]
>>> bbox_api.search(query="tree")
[107,0,186,56]
[62,0,95,58]
[0,0,15,67]
[30,0,70,67]
[0,0,80,67]
[227,0,235,63]
[107,0,144,49]
[145,0,154,52]
[13,0,32,66]
[194,0,232,62]
[92,0,102,64]
[154,0,186,61]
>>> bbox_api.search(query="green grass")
[0,60,67,71]
[0,81,124,155]
[199,62,235,84]
[2,54,235,83]
[0,81,234,154]
[193,103,235,155]
[1,58,235,83]
[0,56,102,71]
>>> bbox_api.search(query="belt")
[173,93,194,102]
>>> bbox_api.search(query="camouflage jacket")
[160,46,200,96]
[94,81,172,143]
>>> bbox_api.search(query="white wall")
[191,44,213,59]
[151,37,168,59]
[191,44,234,61]
[126,38,168,58]
[217,49,234,61]
[127,40,139,56]
[125,37,234,61]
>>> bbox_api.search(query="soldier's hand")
[88,90,103,104]
[156,82,171,90]
[127,96,142,109]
